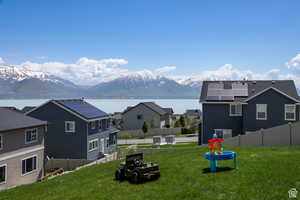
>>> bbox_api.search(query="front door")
[100,138,105,153]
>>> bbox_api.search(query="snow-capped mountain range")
[0,65,202,98]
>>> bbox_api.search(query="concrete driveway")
[118,136,198,144]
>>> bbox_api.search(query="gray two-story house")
[122,102,173,130]
[0,108,47,190]
[26,99,118,160]
[199,80,300,144]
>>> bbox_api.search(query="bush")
[181,128,194,134]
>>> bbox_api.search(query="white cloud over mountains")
[1,54,300,86]
[17,57,176,85]
[0,57,4,64]
[286,54,300,70]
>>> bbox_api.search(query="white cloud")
[169,64,282,86]
[16,57,176,85]
[191,64,277,81]
[18,57,130,85]
[286,54,300,69]
[155,66,176,73]
[36,56,47,59]
[0,57,5,64]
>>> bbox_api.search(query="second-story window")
[91,121,96,129]
[98,120,102,130]
[137,114,143,120]
[0,135,2,150]
[285,104,296,121]
[229,104,242,116]
[25,129,38,144]
[65,121,75,133]
[256,104,267,120]
[107,119,110,129]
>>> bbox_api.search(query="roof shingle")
[0,108,46,132]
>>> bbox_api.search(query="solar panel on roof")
[206,96,220,101]
[220,96,234,101]
[56,100,107,119]
[232,89,248,96]
[208,83,224,89]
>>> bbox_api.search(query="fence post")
[289,122,292,146]
[238,134,241,146]
[261,129,264,146]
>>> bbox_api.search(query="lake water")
[0,99,201,114]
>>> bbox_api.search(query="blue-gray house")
[199,80,300,144]
[26,99,119,160]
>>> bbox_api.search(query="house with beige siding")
[0,108,47,190]
[122,102,173,130]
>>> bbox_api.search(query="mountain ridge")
[0,65,201,99]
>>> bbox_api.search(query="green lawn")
[1,146,300,200]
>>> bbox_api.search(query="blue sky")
[0,0,300,85]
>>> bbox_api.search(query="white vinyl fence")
[223,122,300,146]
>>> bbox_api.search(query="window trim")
[0,134,3,150]
[91,121,96,129]
[65,121,75,133]
[21,155,38,176]
[229,104,242,116]
[106,137,109,148]
[98,120,102,130]
[256,104,267,120]
[25,128,38,144]
[0,164,7,185]
[285,104,296,121]
[88,139,99,152]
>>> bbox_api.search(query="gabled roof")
[123,102,171,116]
[0,107,46,132]
[21,106,36,113]
[27,99,108,121]
[185,109,202,116]
[163,108,174,115]
[200,80,300,103]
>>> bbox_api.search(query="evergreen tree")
[142,121,148,134]
[179,116,186,127]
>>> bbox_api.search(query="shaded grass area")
[1,146,300,200]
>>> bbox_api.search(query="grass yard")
[1,145,300,200]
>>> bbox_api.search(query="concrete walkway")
[118,136,198,144]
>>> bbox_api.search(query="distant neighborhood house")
[26,99,119,160]
[0,108,47,190]
[199,80,300,144]
[122,102,174,130]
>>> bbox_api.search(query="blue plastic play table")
[205,151,237,172]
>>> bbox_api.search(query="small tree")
[142,121,148,136]
[179,116,186,127]
[174,120,181,128]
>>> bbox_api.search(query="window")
[256,104,267,120]
[88,139,99,152]
[98,120,102,130]
[101,120,106,130]
[106,138,109,148]
[25,129,38,144]
[0,164,6,184]
[106,119,110,129]
[285,104,296,121]
[229,104,242,116]
[22,156,37,175]
[137,114,143,120]
[0,135,2,150]
[214,129,232,139]
[91,121,96,129]
[65,121,75,133]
